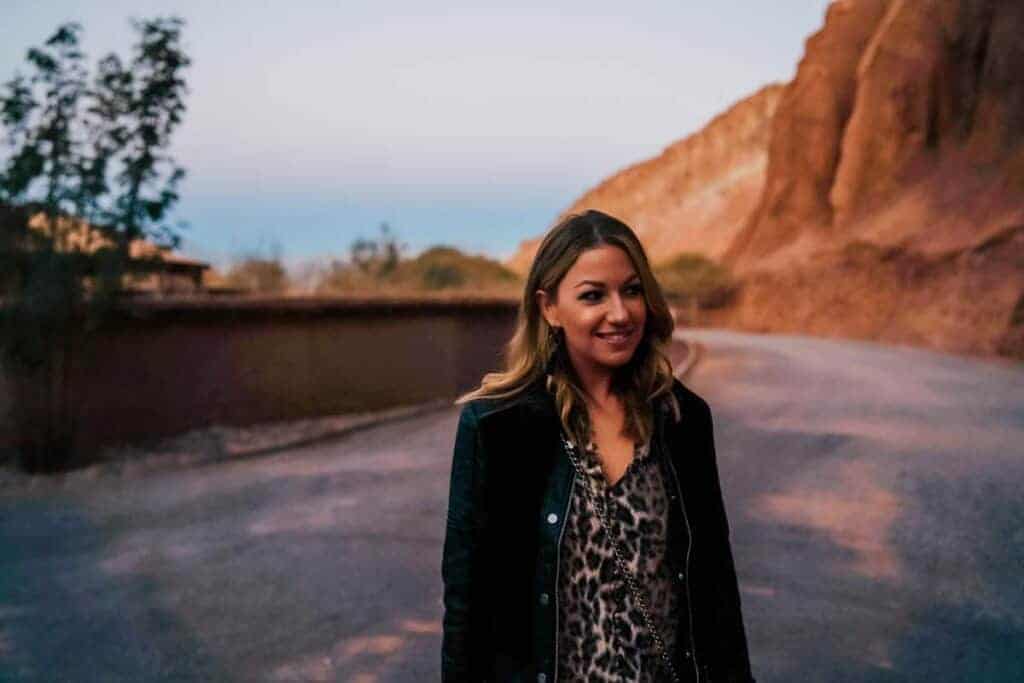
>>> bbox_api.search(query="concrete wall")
[0,296,517,457]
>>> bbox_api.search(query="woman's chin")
[596,348,640,369]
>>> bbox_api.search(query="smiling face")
[536,244,648,381]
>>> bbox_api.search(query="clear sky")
[2,1,831,272]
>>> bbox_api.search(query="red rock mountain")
[725,0,1024,272]
[511,0,1024,359]
[507,83,783,273]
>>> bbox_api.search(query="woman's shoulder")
[455,396,500,427]
[457,378,553,424]
[665,377,713,423]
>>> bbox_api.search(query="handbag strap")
[561,435,683,683]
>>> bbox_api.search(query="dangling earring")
[545,325,562,387]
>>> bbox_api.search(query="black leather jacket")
[441,377,756,683]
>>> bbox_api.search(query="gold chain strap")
[560,435,682,683]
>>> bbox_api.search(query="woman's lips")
[596,328,635,346]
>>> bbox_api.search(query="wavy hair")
[455,209,680,449]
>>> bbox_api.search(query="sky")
[2,1,831,272]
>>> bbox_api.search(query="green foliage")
[1,18,190,257]
[393,246,519,292]
[0,23,87,213]
[0,18,191,471]
[348,222,402,277]
[315,229,521,296]
[422,262,465,289]
[654,252,737,308]
[314,223,403,292]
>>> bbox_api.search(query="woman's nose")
[607,294,629,322]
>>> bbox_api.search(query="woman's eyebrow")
[573,274,641,288]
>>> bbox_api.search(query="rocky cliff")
[719,0,1024,358]
[724,0,1024,273]
[513,0,1024,359]
[507,83,783,274]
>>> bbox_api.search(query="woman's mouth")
[596,328,635,345]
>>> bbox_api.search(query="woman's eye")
[626,284,644,296]
[579,290,601,302]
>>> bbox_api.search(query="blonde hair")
[456,209,679,448]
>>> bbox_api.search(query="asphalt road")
[1,329,1022,682]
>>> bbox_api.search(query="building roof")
[23,209,209,271]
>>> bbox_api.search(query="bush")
[422,262,466,289]
[397,246,518,292]
[654,252,737,309]
[314,240,521,296]
[224,258,289,294]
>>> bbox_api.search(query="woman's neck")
[573,364,617,410]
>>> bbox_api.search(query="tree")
[348,222,404,277]
[314,222,408,294]
[0,18,191,471]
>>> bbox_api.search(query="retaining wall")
[0,296,518,457]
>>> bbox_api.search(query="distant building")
[120,237,212,296]
[1,203,214,297]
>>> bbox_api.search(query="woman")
[441,210,755,683]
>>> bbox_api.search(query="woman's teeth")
[597,330,632,340]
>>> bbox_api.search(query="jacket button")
[546,513,558,524]
[537,674,547,683]
[683,649,692,660]
[677,571,685,582]
[539,592,550,606]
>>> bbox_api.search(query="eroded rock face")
[702,224,1024,359]
[506,84,783,274]
[722,0,889,268]
[726,0,1024,272]
[832,0,1024,228]
[713,0,1024,358]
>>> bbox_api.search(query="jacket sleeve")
[700,400,757,683]
[441,402,490,682]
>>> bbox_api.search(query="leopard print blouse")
[556,433,685,682]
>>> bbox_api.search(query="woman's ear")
[536,289,559,328]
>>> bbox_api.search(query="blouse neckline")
[580,435,653,491]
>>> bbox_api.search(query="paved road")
[1,329,1022,681]
[682,329,1024,682]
